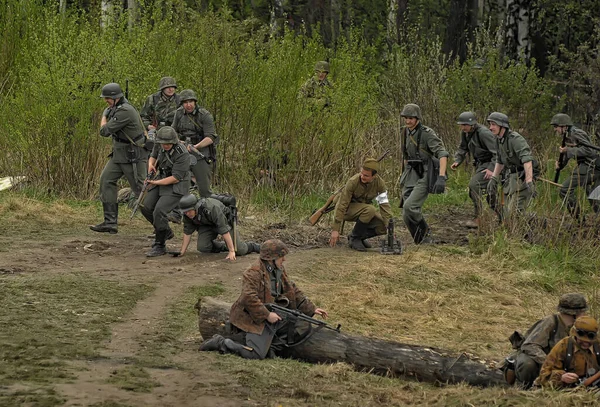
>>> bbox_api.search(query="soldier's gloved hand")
[526,181,537,198]
[431,176,446,194]
[487,176,499,196]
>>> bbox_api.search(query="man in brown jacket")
[535,316,600,388]
[199,239,328,359]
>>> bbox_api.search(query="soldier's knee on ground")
[515,354,540,386]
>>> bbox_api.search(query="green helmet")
[315,61,330,73]
[100,83,123,99]
[487,112,510,128]
[401,104,422,120]
[158,76,177,91]
[259,239,289,260]
[155,126,179,144]
[557,293,588,316]
[457,111,477,125]
[179,194,199,212]
[179,89,198,102]
[550,113,573,127]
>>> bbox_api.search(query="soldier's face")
[161,143,174,151]
[274,256,286,268]
[163,87,176,97]
[359,168,375,184]
[317,71,328,81]
[488,122,503,136]
[404,117,418,130]
[576,336,593,350]
[184,209,196,219]
[183,100,196,113]
[554,125,567,135]
[104,97,116,107]
[460,124,474,133]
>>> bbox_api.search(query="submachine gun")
[380,218,402,255]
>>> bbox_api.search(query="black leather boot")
[199,334,225,352]
[146,230,167,257]
[413,220,432,244]
[348,221,369,251]
[90,203,118,234]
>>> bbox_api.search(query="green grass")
[106,366,161,393]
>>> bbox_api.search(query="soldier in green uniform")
[486,112,538,220]
[298,61,333,109]
[172,89,218,198]
[90,83,147,234]
[450,112,498,228]
[140,76,180,150]
[552,113,600,218]
[175,194,260,261]
[141,127,191,257]
[399,104,449,244]
[329,158,392,251]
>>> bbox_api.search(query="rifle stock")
[130,170,156,219]
[582,369,600,387]
[554,132,567,183]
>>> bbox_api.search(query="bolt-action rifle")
[554,131,568,183]
[308,149,391,226]
[130,170,156,219]
[580,369,600,387]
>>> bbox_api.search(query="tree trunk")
[101,0,111,29]
[387,0,398,47]
[59,0,67,14]
[195,298,507,388]
[127,0,138,30]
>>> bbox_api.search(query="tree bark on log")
[195,297,507,388]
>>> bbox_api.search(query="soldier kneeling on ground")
[172,194,259,261]
[503,293,588,388]
[199,239,328,359]
[535,315,600,388]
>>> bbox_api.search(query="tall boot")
[348,221,368,251]
[221,338,260,359]
[90,203,118,234]
[146,230,167,257]
[413,219,432,244]
[361,227,379,248]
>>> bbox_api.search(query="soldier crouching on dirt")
[535,315,600,388]
[141,127,191,257]
[450,112,498,228]
[173,194,260,261]
[199,239,328,359]
[503,293,588,388]
[329,158,392,251]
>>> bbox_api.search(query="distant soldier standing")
[140,76,180,151]
[298,61,333,108]
[486,112,538,220]
[91,83,147,234]
[450,112,498,228]
[141,127,191,257]
[399,103,449,244]
[551,113,600,219]
[172,89,218,198]
[329,158,392,251]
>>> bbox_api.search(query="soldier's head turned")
[360,158,379,183]
[550,113,573,135]
[260,239,289,266]
[557,293,588,317]
[487,112,509,136]
[457,111,477,132]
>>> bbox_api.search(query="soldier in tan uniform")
[536,316,600,388]
[199,239,327,359]
[329,158,392,251]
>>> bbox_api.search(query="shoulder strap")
[564,337,574,372]
[552,314,559,335]
[594,342,600,364]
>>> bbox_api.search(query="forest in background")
[0,0,599,202]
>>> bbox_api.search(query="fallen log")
[195,297,506,387]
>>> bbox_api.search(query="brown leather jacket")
[229,260,316,335]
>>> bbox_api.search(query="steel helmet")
[179,89,198,102]
[179,194,199,212]
[259,239,289,260]
[457,111,477,125]
[155,126,179,144]
[314,61,330,73]
[401,104,422,120]
[550,113,573,127]
[100,83,123,99]
[158,76,178,91]
[487,112,510,128]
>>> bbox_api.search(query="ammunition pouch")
[407,160,425,178]
[126,145,141,163]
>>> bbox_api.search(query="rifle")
[581,369,600,387]
[125,78,129,100]
[554,131,568,183]
[130,170,156,219]
[308,149,391,226]
[265,303,341,333]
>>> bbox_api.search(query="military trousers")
[401,172,430,232]
[140,187,181,233]
[514,351,540,388]
[195,225,249,255]
[242,319,290,360]
[191,158,213,198]
[99,158,147,203]
[559,165,600,217]
[341,203,387,235]
[469,163,496,217]
[502,174,534,219]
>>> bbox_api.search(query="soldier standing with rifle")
[140,76,181,152]
[90,83,147,234]
[141,127,191,257]
[172,89,219,199]
[399,103,449,244]
[551,113,600,219]
[450,112,498,228]
[328,158,392,251]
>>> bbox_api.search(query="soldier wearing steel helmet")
[298,60,333,108]
[451,112,498,228]
[141,126,191,257]
[199,239,328,359]
[172,89,218,199]
[551,113,600,219]
[90,82,147,234]
[399,103,449,244]
[174,194,260,260]
[503,293,588,388]
[536,314,600,388]
[329,158,392,251]
[486,112,539,220]
[140,76,180,132]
